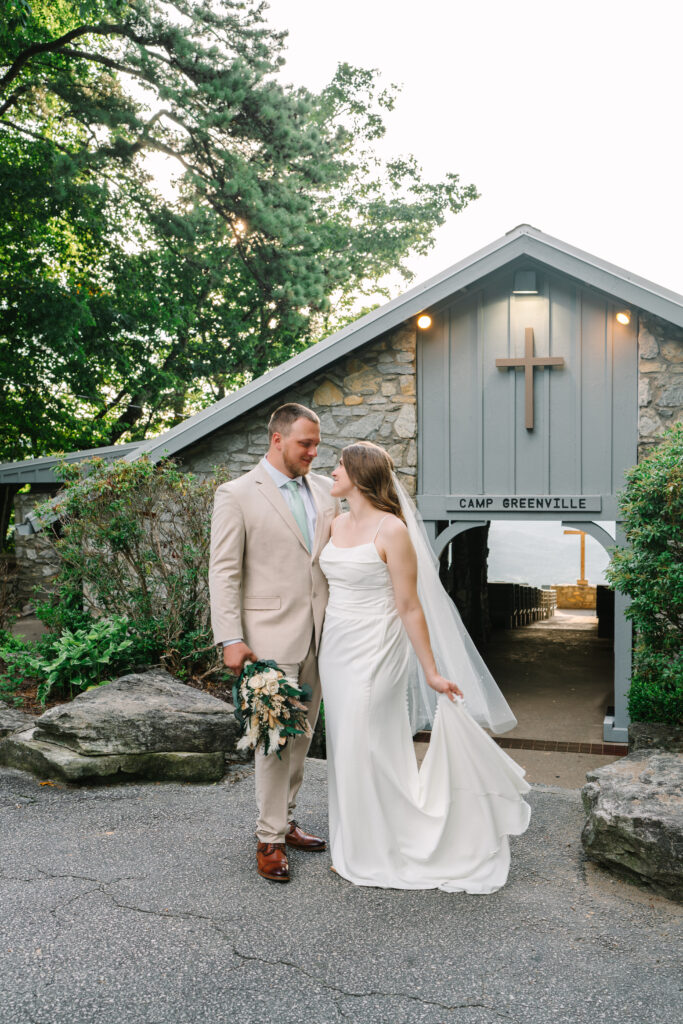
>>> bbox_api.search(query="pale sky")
[266,0,683,295]
[488,520,611,587]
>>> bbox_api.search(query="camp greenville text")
[449,496,602,512]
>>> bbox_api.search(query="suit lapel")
[254,462,310,554]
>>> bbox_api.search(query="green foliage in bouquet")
[233,660,313,759]
[606,423,683,724]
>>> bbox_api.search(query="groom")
[209,403,339,882]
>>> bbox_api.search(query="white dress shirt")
[260,456,318,543]
[222,457,318,647]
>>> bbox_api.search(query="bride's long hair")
[340,441,406,524]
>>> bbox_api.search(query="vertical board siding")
[580,293,611,494]
[417,266,638,510]
[511,287,549,493]
[482,282,513,494]
[448,297,480,492]
[548,280,580,494]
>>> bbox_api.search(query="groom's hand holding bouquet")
[222,640,256,676]
[233,660,313,759]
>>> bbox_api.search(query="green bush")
[0,628,46,705]
[4,456,230,705]
[0,617,146,705]
[606,423,683,725]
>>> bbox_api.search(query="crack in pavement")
[0,870,144,885]
[231,947,511,1017]
[93,891,510,1017]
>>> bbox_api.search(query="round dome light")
[616,311,631,325]
[417,314,432,329]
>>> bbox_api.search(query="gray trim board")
[0,442,141,485]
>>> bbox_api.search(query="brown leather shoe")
[285,819,326,852]
[257,842,290,882]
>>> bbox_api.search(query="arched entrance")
[429,518,630,741]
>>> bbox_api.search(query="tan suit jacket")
[209,462,338,664]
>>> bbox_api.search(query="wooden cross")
[563,529,588,586]
[495,328,565,429]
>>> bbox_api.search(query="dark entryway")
[437,526,619,750]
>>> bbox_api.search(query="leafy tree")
[0,0,478,465]
[606,423,683,724]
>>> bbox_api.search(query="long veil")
[393,474,518,735]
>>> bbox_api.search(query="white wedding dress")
[318,536,531,894]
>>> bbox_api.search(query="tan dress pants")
[254,636,321,843]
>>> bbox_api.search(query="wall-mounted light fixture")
[616,310,631,325]
[513,270,538,295]
[417,314,432,329]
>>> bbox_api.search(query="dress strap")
[372,514,391,542]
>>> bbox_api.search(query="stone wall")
[179,325,418,492]
[13,491,60,609]
[552,584,597,610]
[637,313,683,460]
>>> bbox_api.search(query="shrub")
[28,456,230,697]
[0,617,146,705]
[606,423,683,725]
[0,628,44,705]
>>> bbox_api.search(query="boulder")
[581,749,683,902]
[0,701,35,738]
[32,668,239,755]
[0,669,240,783]
[0,728,224,783]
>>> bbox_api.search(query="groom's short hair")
[268,403,319,441]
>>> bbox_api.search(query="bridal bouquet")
[232,660,313,758]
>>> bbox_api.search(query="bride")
[318,441,531,894]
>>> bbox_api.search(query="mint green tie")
[285,479,311,551]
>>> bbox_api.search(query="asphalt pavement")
[1,761,681,1024]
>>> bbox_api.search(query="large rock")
[0,728,224,783]
[0,669,240,783]
[32,668,239,755]
[581,749,683,902]
[0,701,35,738]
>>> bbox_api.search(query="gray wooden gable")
[418,263,638,521]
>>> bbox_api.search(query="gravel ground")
[1,761,681,1024]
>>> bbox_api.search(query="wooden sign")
[447,495,602,512]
